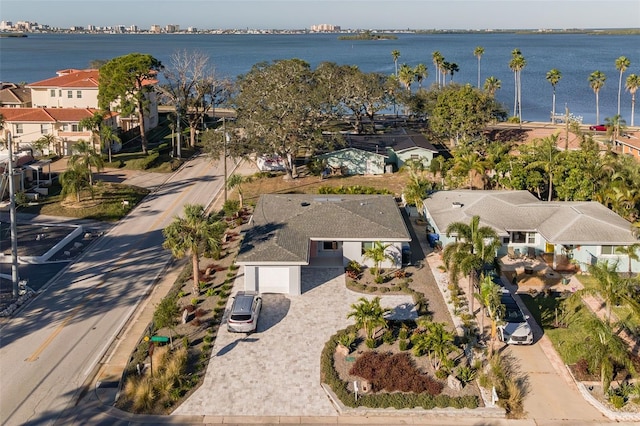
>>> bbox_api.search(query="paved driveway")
[173,267,414,417]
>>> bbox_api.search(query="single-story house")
[422,190,640,274]
[236,194,411,294]
[318,128,439,175]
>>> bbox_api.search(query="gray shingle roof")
[424,190,638,245]
[237,194,411,264]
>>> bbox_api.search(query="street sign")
[151,336,169,343]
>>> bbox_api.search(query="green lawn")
[19,180,149,222]
[520,293,597,364]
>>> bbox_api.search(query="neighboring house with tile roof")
[422,190,640,273]
[0,107,117,155]
[613,131,640,160]
[318,128,439,175]
[0,83,32,108]
[236,194,411,294]
[25,68,159,133]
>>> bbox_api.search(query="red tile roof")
[0,107,104,122]
[27,69,100,88]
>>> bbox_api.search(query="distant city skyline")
[2,0,639,30]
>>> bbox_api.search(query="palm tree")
[615,243,640,276]
[347,296,390,339]
[604,114,626,144]
[432,51,444,88]
[589,70,606,125]
[162,204,226,296]
[33,134,57,157]
[583,260,629,325]
[447,62,460,83]
[403,171,432,214]
[68,140,104,186]
[226,173,251,209]
[414,63,428,89]
[475,275,505,354]
[526,134,561,201]
[391,50,400,78]
[79,111,104,153]
[410,321,456,370]
[442,215,500,311]
[546,69,562,124]
[483,76,501,97]
[509,49,526,122]
[59,161,91,203]
[100,125,121,164]
[362,241,394,277]
[625,73,639,126]
[572,315,634,391]
[452,150,488,189]
[398,63,415,93]
[615,56,631,116]
[474,46,485,88]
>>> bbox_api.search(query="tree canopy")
[98,53,163,154]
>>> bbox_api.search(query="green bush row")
[321,328,479,410]
[317,185,392,195]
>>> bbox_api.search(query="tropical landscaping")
[3,46,639,419]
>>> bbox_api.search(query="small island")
[338,30,397,41]
[0,33,28,38]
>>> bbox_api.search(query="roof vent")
[452,202,463,208]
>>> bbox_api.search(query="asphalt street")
[0,154,229,426]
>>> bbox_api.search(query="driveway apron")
[174,267,413,417]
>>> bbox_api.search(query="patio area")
[499,253,583,295]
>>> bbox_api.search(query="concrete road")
[0,154,229,426]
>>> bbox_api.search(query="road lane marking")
[25,279,106,362]
[25,159,216,362]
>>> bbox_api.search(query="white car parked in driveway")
[498,290,533,345]
[227,291,262,333]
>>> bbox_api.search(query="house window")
[67,91,73,98]
[323,241,338,251]
[362,241,374,254]
[40,124,49,135]
[511,231,536,244]
[58,90,62,97]
[601,245,624,255]
[502,237,510,244]
[71,124,80,132]
[76,91,82,98]
[15,124,23,134]
[50,89,56,97]
[410,154,420,160]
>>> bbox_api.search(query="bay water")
[0,32,638,124]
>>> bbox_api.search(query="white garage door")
[257,267,291,294]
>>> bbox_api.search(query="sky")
[1,0,639,30]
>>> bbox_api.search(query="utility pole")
[223,117,228,204]
[6,132,20,298]
[176,99,182,159]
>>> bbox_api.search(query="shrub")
[365,337,378,349]
[435,369,449,380]
[222,199,240,218]
[337,332,357,352]
[205,288,215,297]
[398,326,409,340]
[398,339,410,351]
[374,275,385,284]
[456,365,477,385]
[609,394,626,409]
[382,329,395,345]
[350,352,443,395]
[394,270,407,279]
[190,298,199,306]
